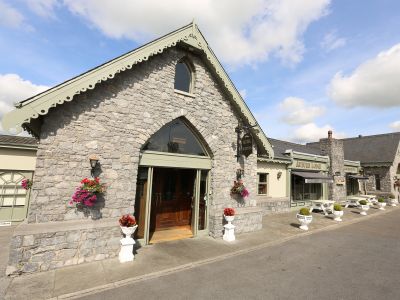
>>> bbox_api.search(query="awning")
[348,175,369,180]
[292,171,333,183]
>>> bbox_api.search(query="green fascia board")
[139,151,211,169]
[1,22,274,158]
[344,160,361,167]
[290,151,329,163]
[257,157,292,165]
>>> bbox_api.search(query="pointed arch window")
[143,119,207,156]
[174,61,192,93]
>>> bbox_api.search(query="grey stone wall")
[364,166,392,193]
[8,46,262,274]
[256,196,290,215]
[319,137,347,202]
[209,207,263,238]
[7,223,120,275]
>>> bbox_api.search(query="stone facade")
[319,134,346,202]
[256,197,290,215]
[8,47,261,274]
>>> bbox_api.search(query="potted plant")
[119,214,138,237]
[223,207,235,223]
[118,214,138,263]
[223,208,236,242]
[296,207,312,230]
[377,197,387,210]
[388,193,397,206]
[332,203,343,222]
[359,200,369,215]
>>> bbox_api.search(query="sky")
[0,0,400,143]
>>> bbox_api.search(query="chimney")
[328,130,333,139]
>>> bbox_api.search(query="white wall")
[0,148,37,171]
[257,161,287,198]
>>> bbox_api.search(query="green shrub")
[389,193,395,199]
[333,203,342,211]
[359,200,367,205]
[378,197,385,203]
[299,207,311,216]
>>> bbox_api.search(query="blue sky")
[0,0,399,143]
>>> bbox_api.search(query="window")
[0,171,28,207]
[375,174,381,190]
[142,118,206,156]
[258,173,268,195]
[174,61,192,93]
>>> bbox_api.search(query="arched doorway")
[135,118,212,244]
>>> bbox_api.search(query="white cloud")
[56,0,330,67]
[25,0,59,18]
[0,0,25,28]
[279,97,325,125]
[321,30,346,52]
[0,74,49,132]
[328,43,400,107]
[389,121,400,131]
[291,123,345,143]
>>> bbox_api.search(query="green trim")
[257,157,291,164]
[139,151,212,169]
[344,160,361,167]
[144,167,153,245]
[0,144,38,150]
[2,22,274,158]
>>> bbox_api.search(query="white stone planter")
[119,225,138,263]
[223,215,235,242]
[360,205,369,216]
[333,210,343,222]
[224,215,235,223]
[296,214,313,231]
[388,199,397,207]
[378,202,387,210]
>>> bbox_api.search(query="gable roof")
[342,132,400,164]
[268,138,321,159]
[1,22,274,158]
[0,134,37,149]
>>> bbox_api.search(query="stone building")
[2,23,274,274]
[341,133,400,198]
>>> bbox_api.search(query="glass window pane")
[258,184,267,195]
[259,173,267,183]
[174,62,191,92]
[143,118,206,156]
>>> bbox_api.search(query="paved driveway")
[0,225,15,300]
[80,208,400,300]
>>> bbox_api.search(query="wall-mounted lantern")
[89,154,99,177]
[277,171,282,179]
[236,168,244,180]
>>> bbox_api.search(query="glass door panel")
[198,170,208,231]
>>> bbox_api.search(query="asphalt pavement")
[79,208,400,300]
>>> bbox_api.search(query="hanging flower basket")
[21,179,32,190]
[230,180,249,198]
[69,177,106,208]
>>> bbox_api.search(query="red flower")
[119,214,137,227]
[224,208,235,216]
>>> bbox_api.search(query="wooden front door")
[151,168,196,231]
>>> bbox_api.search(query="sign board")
[294,160,322,170]
[344,166,358,173]
[241,133,253,157]
[335,176,345,185]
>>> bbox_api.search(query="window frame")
[375,174,381,190]
[257,173,268,195]
[174,59,194,94]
